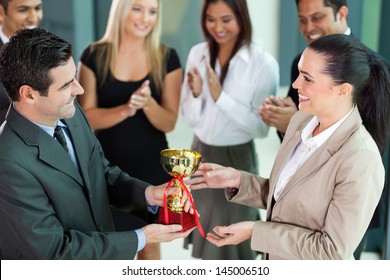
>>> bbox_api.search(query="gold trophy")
[158,149,204,237]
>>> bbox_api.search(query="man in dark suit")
[259,0,390,259]
[0,0,43,122]
[0,28,193,259]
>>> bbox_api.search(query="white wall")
[248,0,280,61]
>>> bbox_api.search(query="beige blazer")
[228,107,384,259]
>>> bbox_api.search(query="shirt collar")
[229,44,251,65]
[0,25,9,44]
[37,120,67,137]
[201,43,252,65]
[11,103,67,137]
[301,106,354,147]
[345,27,351,36]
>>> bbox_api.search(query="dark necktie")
[54,125,70,156]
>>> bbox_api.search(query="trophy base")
[158,208,197,232]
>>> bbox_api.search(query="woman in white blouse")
[186,34,390,259]
[180,0,279,260]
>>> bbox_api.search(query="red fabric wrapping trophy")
[158,149,205,237]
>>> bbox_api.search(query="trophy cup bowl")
[158,149,203,233]
[160,149,202,178]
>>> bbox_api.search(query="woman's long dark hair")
[309,34,390,154]
[201,0,252,85]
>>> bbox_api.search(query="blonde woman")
[77,0,183,260]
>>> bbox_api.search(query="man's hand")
[145,183,194,214]
[259,96,297,133]
[142,224,196,244]
[206,221,255,247]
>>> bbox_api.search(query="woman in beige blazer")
[187,34,390,259]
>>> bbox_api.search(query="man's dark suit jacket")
[0,103,150,259]
[0,39,10,123]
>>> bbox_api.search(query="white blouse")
[180,42,279,146]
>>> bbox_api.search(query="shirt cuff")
[148,205,158,214]
[135,229,146,252]
[216,90,235,111]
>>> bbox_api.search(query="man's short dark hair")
[295,0,347,19]
[0,28,72,101]
[0,0,10,12]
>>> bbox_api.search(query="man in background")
[0,0,43,122]
[259,0,349,138]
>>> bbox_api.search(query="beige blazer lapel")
[276,144,331,203]
[266,115,308,212]
[271,107,361,205]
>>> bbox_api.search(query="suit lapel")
[38,131,84,185]
[267,120,306,208]
[62,113,92,191]
[273,107,361,204]
[276,144,331,202]
[7,106,84,186]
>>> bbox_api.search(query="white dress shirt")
[0,25,9,43]
[274,107,354,200]
[181,42,279,146]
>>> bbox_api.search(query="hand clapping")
[129,80,152,110]
[187,67,203,98]
[258,96,297,133]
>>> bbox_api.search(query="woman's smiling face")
[293,48,342,118]
[205,1,240,48]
